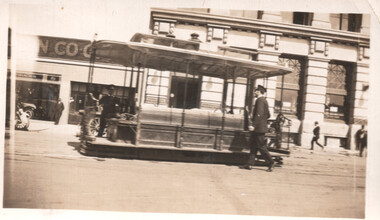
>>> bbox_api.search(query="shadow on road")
[67,141,81,152]
[67,141,107,162]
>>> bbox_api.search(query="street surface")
[3,121,366,218]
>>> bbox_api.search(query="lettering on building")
[38,36,103,62]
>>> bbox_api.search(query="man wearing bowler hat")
[244,85,275,172]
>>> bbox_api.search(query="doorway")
[169,75,201,109]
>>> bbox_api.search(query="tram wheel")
[89,117,107,137]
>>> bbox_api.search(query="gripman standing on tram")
[244,85,275,172]
[97,84,118,137]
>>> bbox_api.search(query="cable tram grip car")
[79,33,293,164]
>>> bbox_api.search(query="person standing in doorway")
[243,85,275,172]
[311,121,324,150]
[53,98,64,125]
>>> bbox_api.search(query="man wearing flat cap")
[244,85,275,172]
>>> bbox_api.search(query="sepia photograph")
[1,0,379,219]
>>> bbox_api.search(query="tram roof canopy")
[93,33,293,79]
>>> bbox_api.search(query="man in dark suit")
[97,84,118,137]
[244,85,275,172]
[53,98,64,125]
[311,121,324,150]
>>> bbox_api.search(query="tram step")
[80,141,287,165]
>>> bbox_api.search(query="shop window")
[169,73,201,109]
[16,81,60,121]
[275,56,305,118]
[293,12,313,26]
[325,62,353,122]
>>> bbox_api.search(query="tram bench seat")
[107,119,137,144]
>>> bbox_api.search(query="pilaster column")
[257,51,281,117]
[349,45,370,149]
[300,56,330,147]
[59,76,70,124]
[353,65,369,122]
[360,14,370,35]
[257,31,282,117]
[311,13,331,29]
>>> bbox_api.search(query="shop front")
[15,71,61,121]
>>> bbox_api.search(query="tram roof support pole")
[219,67,228,151]
[121,68,128,112]
[85,37,97,109]
[136,54,146,147]
[87,48,94,86]
[128,68,135,112]
[244,73,250,130]
[87,35,97,88]
[178,61,191,148]
[157,70,162,106]
[181,62,190,129]
[263,73,269,98]
[229,69,236,114]
[280,72,285,113]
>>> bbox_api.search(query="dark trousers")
[359,142,367,157]
[247,133,274,166]
[311,137,323,150]
[54,114,61,125]
[97,114,107,137]
[98,112,118,137]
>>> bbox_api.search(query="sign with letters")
[38,36,112,64]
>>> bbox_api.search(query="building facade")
[144,8,370,150]
[8,33,142,125]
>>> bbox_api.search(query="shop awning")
[93,33,293,79]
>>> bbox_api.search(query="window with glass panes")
[226,78,247,114]
[325,62,352,121]
[275,57,304,117]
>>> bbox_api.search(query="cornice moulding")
[151,8,370,46]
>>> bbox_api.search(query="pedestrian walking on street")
[243,85,275,172]
[311,121,324,150]
[358,125,367,157]
[53,98,64,125]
